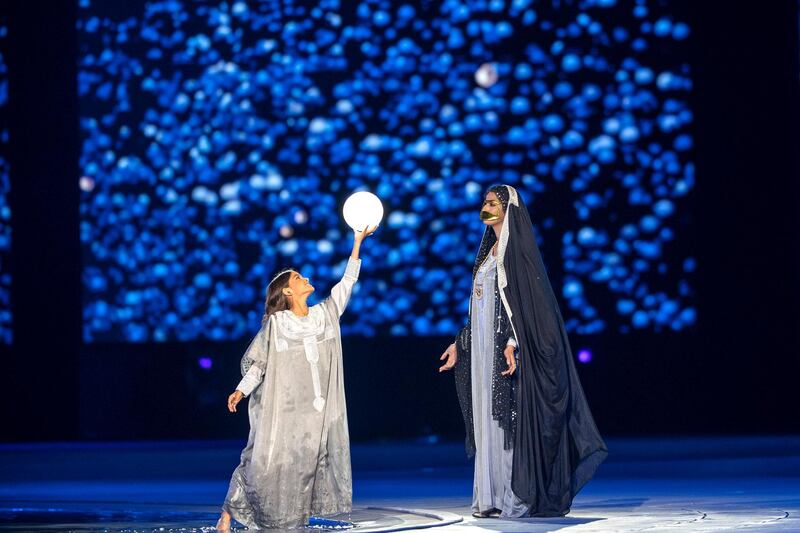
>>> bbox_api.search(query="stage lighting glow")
[577,349,592,364]
[342,192,384,233]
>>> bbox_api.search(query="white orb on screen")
[279,224,294,238]
[342,191,384,232]
[475,62,499,88]
[294,209,308,224]
[79,176,95,192]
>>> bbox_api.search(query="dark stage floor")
[1,436,798,532]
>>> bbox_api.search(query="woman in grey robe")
[439,185,606,519]
[217,226,374,531]
[439,187,524,518]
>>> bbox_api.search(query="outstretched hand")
[438,343,457,372]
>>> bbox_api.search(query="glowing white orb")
[475,62,499,88]
[342,191,384,232]
[79,176,95,192]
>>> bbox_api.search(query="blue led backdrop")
[0,18,11,345]
[78,0,695,342]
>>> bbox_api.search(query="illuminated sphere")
[79,176,95,192]
[342,191,384,232]
[475,62,499,88]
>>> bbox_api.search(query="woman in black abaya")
[439,184,607,518]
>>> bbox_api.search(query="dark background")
[2,0,798,443]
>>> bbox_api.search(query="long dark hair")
[262,270,294,325]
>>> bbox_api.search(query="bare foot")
[216,510,231,532]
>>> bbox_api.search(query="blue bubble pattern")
[78,0,695,341]
[0,19,11,345]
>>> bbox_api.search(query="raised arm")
[327,224,376,316]
[329,257,362,317]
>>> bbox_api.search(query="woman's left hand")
[501,345,517,376]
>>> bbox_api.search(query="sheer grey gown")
[222,258,361,529]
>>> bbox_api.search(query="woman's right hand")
[354,224,378,244]
[438,343,457,372]
[227,390,244,413]
[350,225,377,261]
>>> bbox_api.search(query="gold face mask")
[480,199,502,221]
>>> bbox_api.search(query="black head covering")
[471,184,509,279]
[461,184,608,516]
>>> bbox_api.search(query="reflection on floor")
[1,436,798,532]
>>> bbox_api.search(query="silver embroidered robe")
[223,258,360,529]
